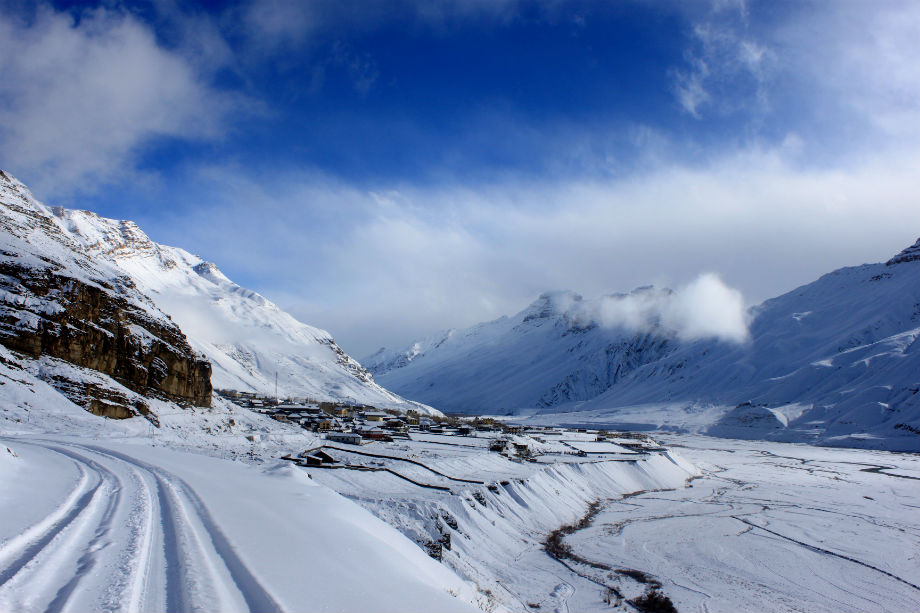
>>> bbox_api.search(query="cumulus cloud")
[0,4,244,195]
[658,273,748,342]
[562,273,748,343]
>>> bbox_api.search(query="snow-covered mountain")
[0,171,433,414]
[366,288,675,412]
[369,244,920,450]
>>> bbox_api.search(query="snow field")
[560,435,920,612]
[0,438,482,612]
[0,356,483,611]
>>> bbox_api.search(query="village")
[215,388,659,459]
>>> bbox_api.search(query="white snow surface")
[0,438,482,613]
[0,170,435,414]
[0,348,481,612]
[561,434,920,612]
[303,433,698,612]
[369,246,920,450]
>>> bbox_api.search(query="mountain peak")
[886,237,920,266]
[193,261,231,285]
[522,290,583,322]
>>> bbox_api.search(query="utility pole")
[275,371,279,404]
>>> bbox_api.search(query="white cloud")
[145,139,920,357]
[671,18,774,118]
[0,5,243,195]
[567,273,749,343]
[239,0,315,52]
[780,2,920,144]
[662,273,748,342]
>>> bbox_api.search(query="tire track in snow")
[116,462,159,612]
[0,449,102,590]
[42,446,124,613]
[76,443,283,613]
[39,442,164,612]
[151,468,194,612]
[3,439,172,612]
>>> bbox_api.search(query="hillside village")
[216,387,656,456]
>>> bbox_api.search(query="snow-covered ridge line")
[0,170,436,415]
[0,172,212,410]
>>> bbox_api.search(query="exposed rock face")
[0,170,211,414]
[536,332,671,407]
[0,262,211,407]
[887,237,920,266]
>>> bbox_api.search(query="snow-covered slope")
[370,244,920,450]
[0,171,433,414]
[0,438,481,613]
[367,289,675,413]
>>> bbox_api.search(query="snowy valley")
[1,170,919,613]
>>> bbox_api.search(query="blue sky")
[1,0,919,356]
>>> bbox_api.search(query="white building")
[325,432,362,445]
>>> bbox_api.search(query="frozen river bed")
[559,435,920,612]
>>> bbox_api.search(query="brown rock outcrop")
[0,261,212,409]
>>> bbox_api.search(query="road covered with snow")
[557,435,920,612]
[0,437,482,613]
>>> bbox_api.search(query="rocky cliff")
[0,170,211,417]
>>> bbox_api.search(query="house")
[298,448,335,462]
[326,432,362,445]
[330,406,351,418]
[418,417,434,431]
[489,439,508,452]
[512,443,531,457]
[276,404,322,415]
[358,427,392,441]
[364,411,389,422]
[384,419,408,432]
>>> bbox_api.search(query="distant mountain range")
[0,171,434,415]
[367,241,920,450]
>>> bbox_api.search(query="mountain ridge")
[0,171,435,415]
[368,245,920,450]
